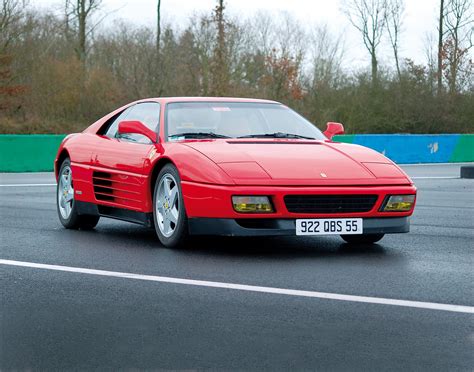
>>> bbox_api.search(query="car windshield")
[166,102,325,141]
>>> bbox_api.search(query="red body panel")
[182,140,411,186]
[55,97,417,219]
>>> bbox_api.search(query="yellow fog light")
[232,196,273,213]
[382,195,415,212]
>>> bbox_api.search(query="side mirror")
[118,120,157,143]
[323,122,345,140]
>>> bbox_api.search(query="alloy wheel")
[58,165,74,219]
[156,173,180,237]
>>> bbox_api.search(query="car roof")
[134,97,281,105]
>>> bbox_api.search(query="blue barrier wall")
[0,134,473,172]
[335,134,473,164]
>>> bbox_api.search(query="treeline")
[0,0,473,134]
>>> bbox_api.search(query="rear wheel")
[57,158,100,230]
[153,164,188,248]
[340,233,385,244]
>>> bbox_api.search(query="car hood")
[182,139,412,186]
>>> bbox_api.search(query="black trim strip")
[75,201,153,227]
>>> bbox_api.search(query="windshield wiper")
[168,132,231,139]
[238,132,315,140]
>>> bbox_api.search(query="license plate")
[296,218,363,236]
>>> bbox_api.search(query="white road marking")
[401,162,473,166]
[411,176,459,179]
[0,183,56,187]
[1,259,473,314]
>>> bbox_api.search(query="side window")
[104,107,132,138]
[117,102,161,144]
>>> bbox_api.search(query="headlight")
[382,195,415,212]
[232,196,273,213]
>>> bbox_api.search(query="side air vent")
[93,172,114,201]
[92,171,142,209]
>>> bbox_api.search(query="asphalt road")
[1,164,473,370]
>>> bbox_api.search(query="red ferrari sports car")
[55,97,416,247]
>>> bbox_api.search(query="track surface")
[1,164,473,370]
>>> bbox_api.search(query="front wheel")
[153,164,188,248]
[340,233,385,244]
[57,158,100,230]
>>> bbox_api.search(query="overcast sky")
[34,0,443,69]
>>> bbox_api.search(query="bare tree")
[211,0,229,96]
[385,0,405,82]
[275,12,306,64]
[443,0,473,93]
[437,0,445,94]
[0,0,27,52]
[342,0,387,85]
[423,32,438,93]
[65,0,102,62]
[189,14,214,95]
[248,11,275,57]
[309,24,346,89]
[156,0,161,52]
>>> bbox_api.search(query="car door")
[90,102,161,211]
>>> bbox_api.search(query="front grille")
[284,195,378,214]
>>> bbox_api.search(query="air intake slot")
[92,171,142,209]
[284,195,378,214]
[93,172,114,201]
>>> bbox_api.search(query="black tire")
[340,233,385,244]
[153,164,188,248]
[57,158,100,230]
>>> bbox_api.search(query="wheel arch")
[55,149,70,178]
[150,157,177,198]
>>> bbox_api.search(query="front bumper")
[188,217,410,236]
[181,181,416,219]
